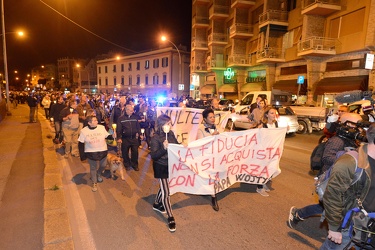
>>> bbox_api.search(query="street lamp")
[161,35,182,94]
[76,64,90,93]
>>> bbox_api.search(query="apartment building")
[57,57,86,91]
[191,0,375,106]
[96,47,190,99]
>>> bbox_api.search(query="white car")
[231,106,299,134]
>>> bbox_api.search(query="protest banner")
[157,107,231,144]
[167,127,286,195]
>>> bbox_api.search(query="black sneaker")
[168,217,176,232]
[153,203,166,214]
[288,206,302,229]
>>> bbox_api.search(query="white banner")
[157,107,231,144]
[167,128,287,195]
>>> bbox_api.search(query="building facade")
[57,57,86,92]
[30,64,57,91]
[191,0,375,106]
[96,47,190,99]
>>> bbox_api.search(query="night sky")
[3,0,192,78]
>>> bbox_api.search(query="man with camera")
[320,122,375,249]
[289,113,363,229]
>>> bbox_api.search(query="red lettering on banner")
[169,174,196,188]
[201,157,214,171]
[226,163,269,178]
[171,162,191,174]
[199,142,211,156]
[234,135,244,148]
[257,150,266,159]
[245,133,258,146]
[208,172,220,185]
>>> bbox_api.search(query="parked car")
[232,106,299,134]
[218,99,235,111]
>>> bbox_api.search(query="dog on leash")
[106,153,125,181]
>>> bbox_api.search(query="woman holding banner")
[196,108,220,211]
[150,114,179,232]
[256,106,278,197]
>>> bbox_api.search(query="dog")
[106,153,125,181]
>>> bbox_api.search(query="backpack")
[342,208,375,249]
[310,140,327,171]
[315,150,363,201]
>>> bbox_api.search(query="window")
[145,75,148,85]
[136,75,140,85]
[162,57,168,67]
[121,64,124,72]
[128,63,132,71]
[121,76,124,85]
[105,78,108,86]
[98,67,101,74]
[114,76,116,85]
[99,78,102,86]
[162,74,167,84]
[153,74,159,85]
[136,62,140,70]
[330,8,365,38]
[129,75,132,85]
[178,84,184,90]
[113,65,116,72]
[145,60,149,69]
[105,66,108,73]
[153,59,159,68]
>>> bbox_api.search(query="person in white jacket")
[41,94,51,119]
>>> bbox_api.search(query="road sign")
[297,76,304,84]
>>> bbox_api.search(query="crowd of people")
[13,90,375,244]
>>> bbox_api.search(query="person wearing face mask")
[150,114,179,232]
[196,108,220,211]
[78,116,110,192]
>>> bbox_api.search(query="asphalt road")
[60,131,327,250]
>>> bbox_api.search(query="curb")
[39,113,74,249]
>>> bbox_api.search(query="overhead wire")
[39,0,138,54]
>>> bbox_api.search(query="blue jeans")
[298,203,324,219]
[320,229,357,250]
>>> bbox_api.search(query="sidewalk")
[0,105,74,250]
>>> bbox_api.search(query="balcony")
[193,0,210,5]
[209,5,230,20]
[206,58,226,71]
[208,33,228,46]
[229,23,253,39]
[256,47,285,63]
[192,39,208,51]
[192,15,210,28]
[301,0,341,16]
[259,10,288,29]
[231,0,255,8]
[228,54,251,66]
[297,37,336,57]
[191,63,208,73]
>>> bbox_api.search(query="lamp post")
[1,0,24,115]
[161,36,182,95]
[76,64,90,93]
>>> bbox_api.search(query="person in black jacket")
[49,94,66,143]
[150,114,179,232]
[27,92,38,123]
[116,104,142,171]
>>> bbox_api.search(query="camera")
[336,121,368,142]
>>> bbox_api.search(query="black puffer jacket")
[116,113,141,139]
[150,130,179,166]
